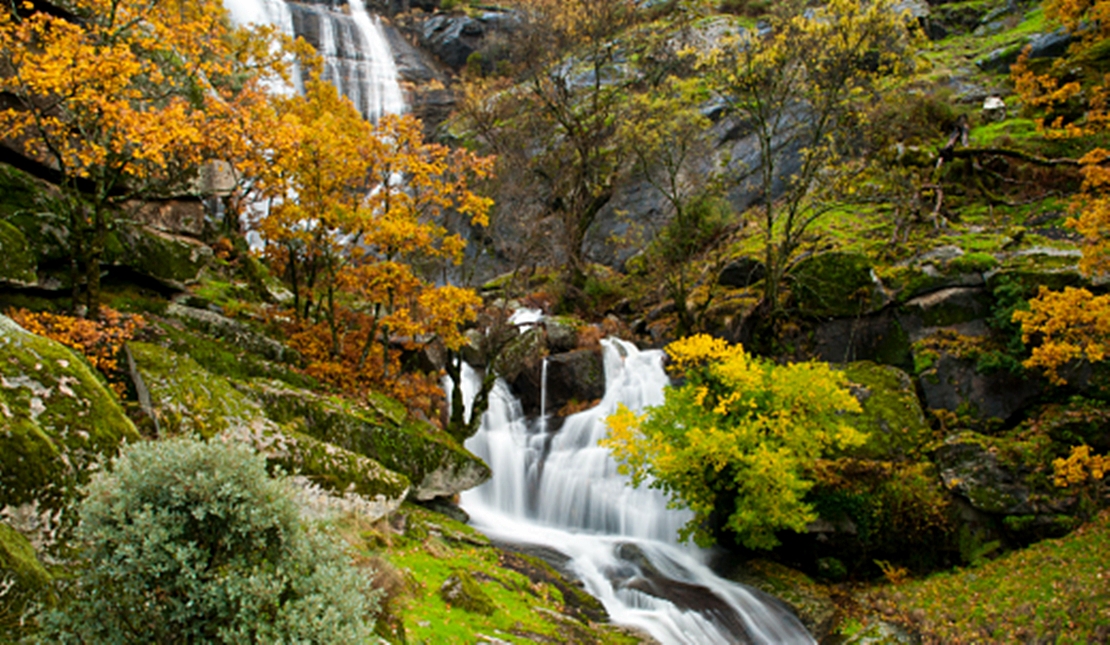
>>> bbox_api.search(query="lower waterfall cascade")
[455,338,815,645]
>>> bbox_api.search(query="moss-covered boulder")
[117,225,212,287]
[792,252,886,318]
[128,342,410,516]
[933,433,1068,516]
[439,570,496,615]
[840,361,932,459]
[6,211,70,267]
[878,245,990,303]
[0,522,52,638]
[986,246,1089,294]
[240,379,490,500]
[916,349,1043,422]
[0,220,35,284]
[0,314,139,526]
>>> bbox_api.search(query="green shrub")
[43,437,379,644]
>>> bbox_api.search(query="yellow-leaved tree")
[1011,0,1110,382]
[257,65,494,407]
[603,334,864,549]
[0,0,283,319]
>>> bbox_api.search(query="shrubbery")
[42,437,379,643]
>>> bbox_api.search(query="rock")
[840,362,931,460]
[0,314,140,540]
[240,378,489,501]
[439,570,496,615]
[811,310,914,369]
[724,559,837,641]
[982,96,1007,122]
[988,246,1087,294]
[917,351,1042,422]
[898,286,993,341]
[165,302,291,363]
[718,257,766,288]
[6,211,70,268]
[791,251,887,318]
[1028,27,1074,60]
[0,522,53,635]
[128,342,409,517]
[976,44,1024,73]
[420,14,486,69]
[510,348,605,418]
[123,198,206,237]
[544,317,580,354]
[117,224,212,288]
[934,435,1037,515]
[0,219,36,284]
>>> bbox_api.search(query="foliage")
[698,0,916,317]
[7,307,145,396]
[1053,444,1108,515]
[42,436,379,643]
[868,509,1110,643]
[0,0,284,319]
[1012,0,1110,382]
[256,66,492,411]
[602,334,864,549]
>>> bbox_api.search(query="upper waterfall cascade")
[455,338,815,645]
[223,0,406,120]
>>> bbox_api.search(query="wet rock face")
[509,347,604,418]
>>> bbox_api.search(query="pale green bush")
[43,437,378,644]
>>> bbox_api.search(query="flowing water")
[457,338,815,645]
[222,0,405,120]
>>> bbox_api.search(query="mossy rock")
[986,247,1088,295]
[0,522,53,638]
[156,322,316,391]
[0,220,36,284]
[241,379,490,500]
[5,212,69,267]
[726,559,836,640]
[0,165,45,218]
[117,225,212,286]
[840,361,932,459]
[128,342,409,506]
[791,252,885,318]
[439,570,496,615]
[0,314,139,520]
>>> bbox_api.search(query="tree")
[618,75,731,335]
[1011,0,1110,380]
[698,0,915,318]
[257,67,493,405]
[602,334,864,549]
[43,437,378,642]
[0,0,282,319]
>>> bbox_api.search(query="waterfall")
[455,339,815,645]
[223,0,405,120]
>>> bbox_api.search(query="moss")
[6,212,69,267]
[840,362,933,459]
[157,322,316,390]
[242,379,490,499]
[0,522,53,638]
[791,252,882,318]
[0,314,139,516]
[120,225,212,284]
[727,560,836,637]
[439,570,496,615]
[129,342,409,501]
[0,220,36,284]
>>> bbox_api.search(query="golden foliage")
[603,334,864,549]
[1053,444,1109,488]
[1014,286,1110,384]
[8,307,145,396]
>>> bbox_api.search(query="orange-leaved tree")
[0,0,284,319]
[1011,0,1110,382]
[257,67,494,406]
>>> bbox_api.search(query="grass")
[864,509,1110,644]
[339,505,642,645]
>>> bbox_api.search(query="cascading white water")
[222,0,405,121]
[456,338,816,645]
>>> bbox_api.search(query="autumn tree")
[603,334,864,549]
[257,67,493,404]
[1011,0,1110,380]
[0,0,282,319]
[699,0,915,318]
[618,76,730,335]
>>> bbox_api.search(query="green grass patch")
[869,509,1110,643]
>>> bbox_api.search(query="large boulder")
[420,14,486,69]
[916,350,1043,422]
[0,219,36,284]
[933,434,1071,516]
[0,314,140,539]
[128,342,409,518]
[840,361,932,460]
[0,522,52,638]
[116,225,212,288]
[791,252,887,318]
[240,379,490,501]
[508,347,605,418]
